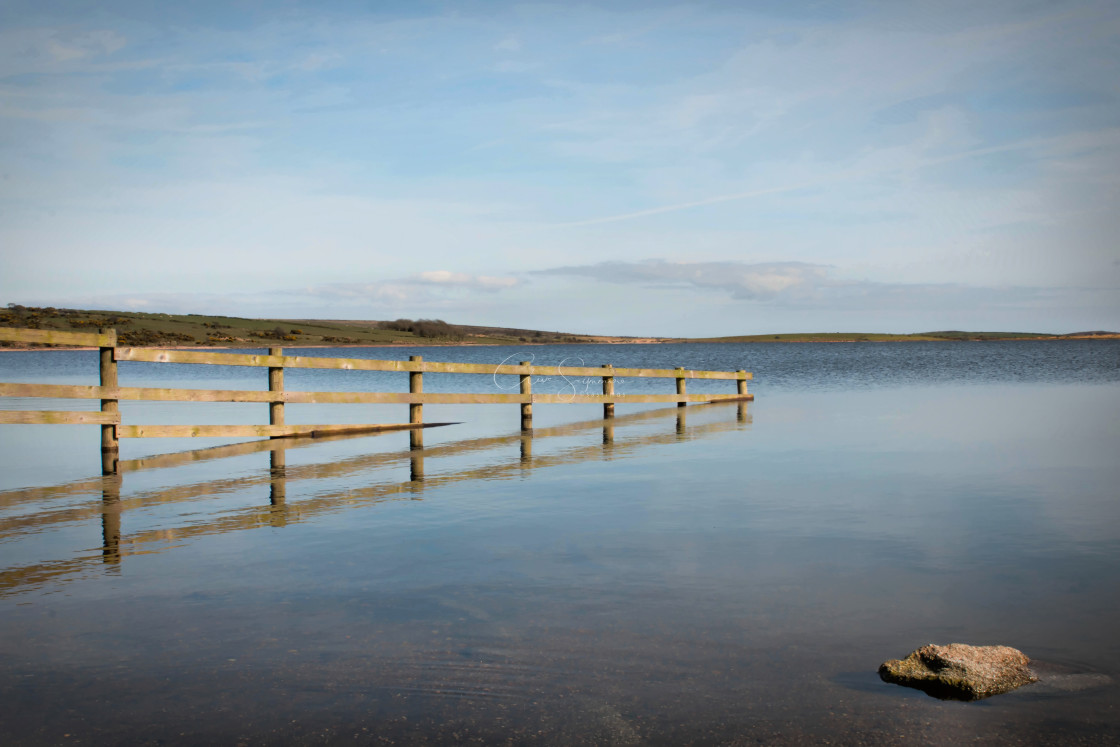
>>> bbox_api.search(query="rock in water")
[879,643,1038,700]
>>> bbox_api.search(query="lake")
[1,341,1118,744]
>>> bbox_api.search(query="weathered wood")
[0,327,113,347]
[0,382,749,405]
[118,427,420,474]
[521,393,747,404]
[0,383,273,401]
[100,327,118,451]
[520,360,532,431]
[0,382,496,403]
[409,355,423,425]
[0,410,121,425]
[409,355,424,449]
[268,347,284,439]
[602,364,615,419]
[118,422,436,438]
[3,329,754,450]
[114,347,750,380]
[706,394,754,403]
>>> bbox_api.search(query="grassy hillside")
[0,305,607,348]
[1,305,1115,347]
[692,330,1119,343]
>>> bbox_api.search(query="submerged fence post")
[737,370,748,398]
[269,348,284,453]
[410,355,423,449]
[520,361,532,431]
[602,364,614,419]
[676,367,687,407]
[409,355,423,424]
[99,327,118,458]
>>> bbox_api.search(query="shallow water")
[1,341,1118,744]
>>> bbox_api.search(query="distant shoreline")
[2,305,1117,349]
[1,334,1117,352]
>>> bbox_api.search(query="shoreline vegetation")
[2,304,1117,349]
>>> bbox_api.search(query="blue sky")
[2,0,1118,335]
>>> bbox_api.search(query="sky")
[1,0,1118,336]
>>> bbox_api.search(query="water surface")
[1,341,1118,744]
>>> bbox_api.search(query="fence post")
[520,361,532,431]
[409,355,423,424]
[410,355,423,449]
[676,367,687,407]
[602,364,614,419]
[269,348,284,449]
[737,370,748,397]
[99,328,118,461]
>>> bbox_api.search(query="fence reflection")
[1,401,750,596]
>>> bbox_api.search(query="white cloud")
[535,260,827,300]
[531,259,1084,314]
[414,271,520,290]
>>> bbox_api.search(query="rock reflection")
[0,402,750,597]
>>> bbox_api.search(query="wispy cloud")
[532,259,1075,312]
[294,272,523,307]
[412,271,520,290]
[557,135,1109,227]
[535,260,827,300]
[41,271,524,318]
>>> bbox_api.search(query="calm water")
[1,341,1118,745]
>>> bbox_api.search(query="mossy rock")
[879,643,1037,701]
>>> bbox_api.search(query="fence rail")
[0,326,752,469]
[0,383,749,406]
[112,347,749,380]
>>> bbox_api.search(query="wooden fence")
[0,326,752,466]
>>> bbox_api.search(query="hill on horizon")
[1,304,1116,347]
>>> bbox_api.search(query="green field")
[687,330,1112,342]
[0,305,601,347]
[1,304,1114,347]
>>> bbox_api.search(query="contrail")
[557,135,1090,228]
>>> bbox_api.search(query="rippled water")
[1,341,1118,744]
